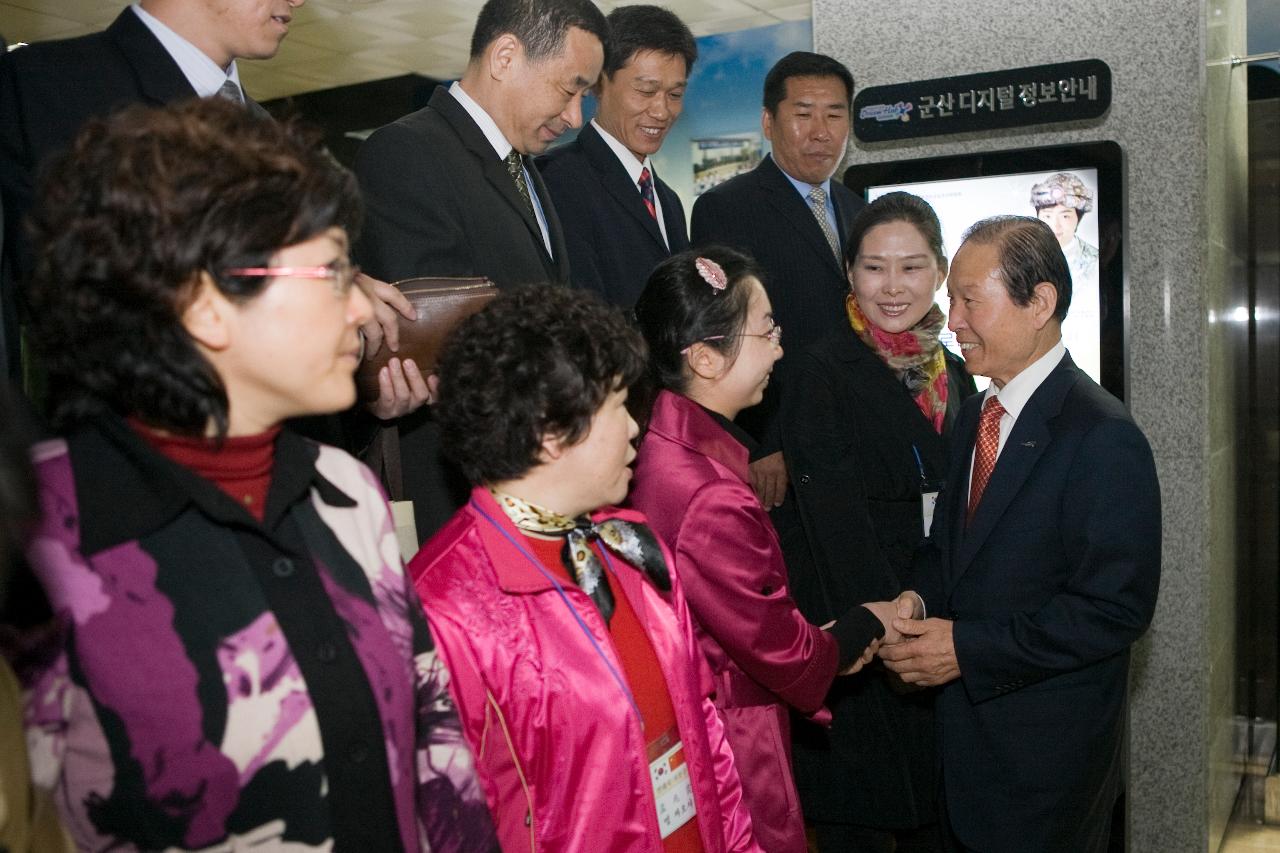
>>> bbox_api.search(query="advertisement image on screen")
[868,168,1102,388]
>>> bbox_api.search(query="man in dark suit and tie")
[353,0,607,541]
[0,0,301,383]
[537,5,695,308]
[690,52,865,508]
[880,216,1161,852]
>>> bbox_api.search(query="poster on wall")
[691,134,762,196]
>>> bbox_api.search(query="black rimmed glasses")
[221,259,360,297]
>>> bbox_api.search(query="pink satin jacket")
[630,391,840,853]
[409,487,761,853]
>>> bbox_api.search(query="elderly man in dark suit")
[880,216,1161,853]
[353,0,607,542]
[537,5,695,308]
[690,51,864,508]
[0,0,300,383]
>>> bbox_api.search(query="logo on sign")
[858,101,914,123]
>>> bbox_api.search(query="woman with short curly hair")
[410,285,761,852]
[20,98,495,852]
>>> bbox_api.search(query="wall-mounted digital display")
[843,141,1124,398]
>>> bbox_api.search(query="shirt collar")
[776,160,831,202]
[983,338,1067,422]
[131,4,241,99]
[71,414,355,555]
[590,119,653,184]
[449,80,514,160]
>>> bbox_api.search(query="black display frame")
[842,140,1126,401]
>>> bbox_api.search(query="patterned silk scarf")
[489,490,672,626]
[845,293,950,433]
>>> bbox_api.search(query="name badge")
[921,491,939,538]
[648,725,696,838]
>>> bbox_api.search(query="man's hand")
[878,618,960,687]
[357,272,416,358]
[368,358,438,421]
[749,451,788,508]
[894,590,925,622]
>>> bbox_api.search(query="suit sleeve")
[353,122,472,282]
[675,481,839,714]
[952,416,1162,703]
[690,191,751,251]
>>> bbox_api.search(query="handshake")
[826,592,961,688]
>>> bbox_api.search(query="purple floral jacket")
[20,417,497,852]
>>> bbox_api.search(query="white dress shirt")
[448,81,553,256]
[972,338,1067,472]
[590,120,669,249]
[131,5,243,99]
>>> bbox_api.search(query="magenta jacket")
[629,391,840,853]
[408,487,761,853]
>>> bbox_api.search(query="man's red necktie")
[967,396,1006,524]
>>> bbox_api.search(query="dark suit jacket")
[912,353,1161,852]
[0,9,265,383]
[352,86,571,543]
[536,123,688,307]
[775,327,975,829]
[354,85,569,287]
[690,154,865,456]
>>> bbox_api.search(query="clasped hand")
[357,273,438,419]
[875,591,960,688]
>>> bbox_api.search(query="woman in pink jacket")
[630,248,905,853]
[409,286,760,853]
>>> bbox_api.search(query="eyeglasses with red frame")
[221,259,360,297]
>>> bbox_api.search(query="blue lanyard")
[471,500,643,721]
[911,444,928,485]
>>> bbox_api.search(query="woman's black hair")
[436,285,647,485]
[633,245,764,396]
[26,97,362,438]
[843,191,948,276]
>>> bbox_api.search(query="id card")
[921,491,939,538]
[647,726,696,838]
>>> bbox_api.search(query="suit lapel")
[528,161,570,282]
[107,9,198,105]
[948,357,1078,589]
[580,125,668,250]
[430,89,559,273]
[658,179,690,251]
[757,155,845,279]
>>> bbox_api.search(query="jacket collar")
[467,485,645,595]
[106,8,199,106]
[69,413,355,556]
[643,390,750,484]
[429,86,566,273]
[578,123,668,249]
[753,154,848,277]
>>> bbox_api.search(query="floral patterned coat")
[20,416,496,852]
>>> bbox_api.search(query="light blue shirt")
[130,5,243,99]
[777,161,839,248]
[449,81,553,257]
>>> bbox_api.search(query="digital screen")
[866,167,1103,389]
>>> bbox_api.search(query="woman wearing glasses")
[17,99,495,852]
[629,248,901,853]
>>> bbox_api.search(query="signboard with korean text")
[852,60,1112,143]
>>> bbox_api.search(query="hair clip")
[694,257,727,292]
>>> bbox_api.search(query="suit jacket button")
[272,557,295,578]
[799,474,811,485]
[316,640,337,663]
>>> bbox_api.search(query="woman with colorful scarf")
[774,192,978,852]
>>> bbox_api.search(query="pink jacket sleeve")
[667,549,762,853]
[677,481,839,715]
